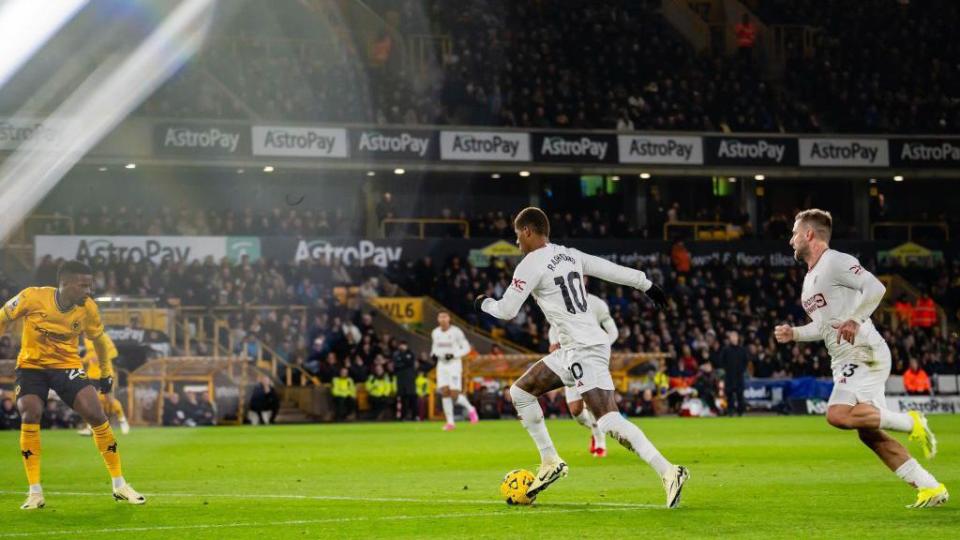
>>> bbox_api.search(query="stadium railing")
[663,221,740,241]
[870,221,950,242]
[465,352,671,394]
[380,218,470,239]
[127,356,254,425]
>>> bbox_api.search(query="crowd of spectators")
[161,389,217,427]
[138,0,801,132]
[390,250,960,411]
[132,0,959,134]
[8,237,960,423]
[766,0,960,133]
[0,391,82,431]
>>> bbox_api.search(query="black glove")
[444,353,454,360]
[473,294,489,313]
[644,283,668,310]
[99,376,113,394]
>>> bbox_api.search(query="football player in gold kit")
[0,261,145,509]
[77,333,131,436]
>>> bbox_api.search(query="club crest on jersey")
[72,320,81,331]
[802,293,827,314]
[512,278,526,292]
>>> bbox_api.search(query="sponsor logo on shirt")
[512,278,526,292]
[802,293,827,314]
[849,265,862,275]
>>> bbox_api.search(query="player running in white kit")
[774,209,947,508]
[547,292,617,457]
[430,311,479,430]
[475,207,689,507]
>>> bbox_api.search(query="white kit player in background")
[475,207,688,507]
[547,290,617,458]
[430,311,479,431]
[775,209,948,509]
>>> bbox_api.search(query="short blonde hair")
[795,209,833,241]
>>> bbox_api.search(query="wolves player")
[431,311,478,430]
[774,209,947,508]
[0,261,145,509]
[476,207,688,507]
[547,288,617,457]
[77,333,131,436]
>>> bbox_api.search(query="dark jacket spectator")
[248,377,281,425]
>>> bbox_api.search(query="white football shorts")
[543,343,614,394]
[436,358,463,391]
[827,340,892,409]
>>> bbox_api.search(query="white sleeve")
[481,255,539,320]
[832,254,886,323]
[599,314,618,345]
[575,249,652,291]
[453,327,471,357]
[548,325,559,345]
[429,329,440,357]
[793,322,821,342]
[591,296,618,344]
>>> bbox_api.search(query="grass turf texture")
[1,416,957,539]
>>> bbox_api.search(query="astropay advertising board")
[440,131,531,161]
[252,126,348,158]
[617,135,703,165]
[0,118,66,151]
[799,138,889,167]
[34,236,260,265]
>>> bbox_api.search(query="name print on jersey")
[547,253,576,272]
[802,293,828,315]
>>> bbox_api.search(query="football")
[500,469,536,505]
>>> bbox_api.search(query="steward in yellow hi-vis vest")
[0,261,145,509]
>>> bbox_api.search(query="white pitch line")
[0,490,662,509]
[0,506,635,537]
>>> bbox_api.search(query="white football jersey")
[797,249,886,366]
[549,293,618,346]
[481,243,649,349]
[430,325,471,361]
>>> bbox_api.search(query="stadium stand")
[128,0,960,133]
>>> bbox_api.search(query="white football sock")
[509,385,559,462]
[112,476,126,489]
[574,408,605,450]
[455,394,475,413]
[29,484,42,494]
[895,458,939,489]
[441,397,454,424]
[597,412,670,476]
[879,408,915,433]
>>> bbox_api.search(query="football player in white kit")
[547,290,617,458]
[475,207,689,507]
[430,311,479,430]
[774,209,947,508]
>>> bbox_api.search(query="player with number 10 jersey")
[476,207,688,507]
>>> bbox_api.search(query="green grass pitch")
[1,416,957,538]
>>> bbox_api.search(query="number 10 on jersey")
[554,271,587,314]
